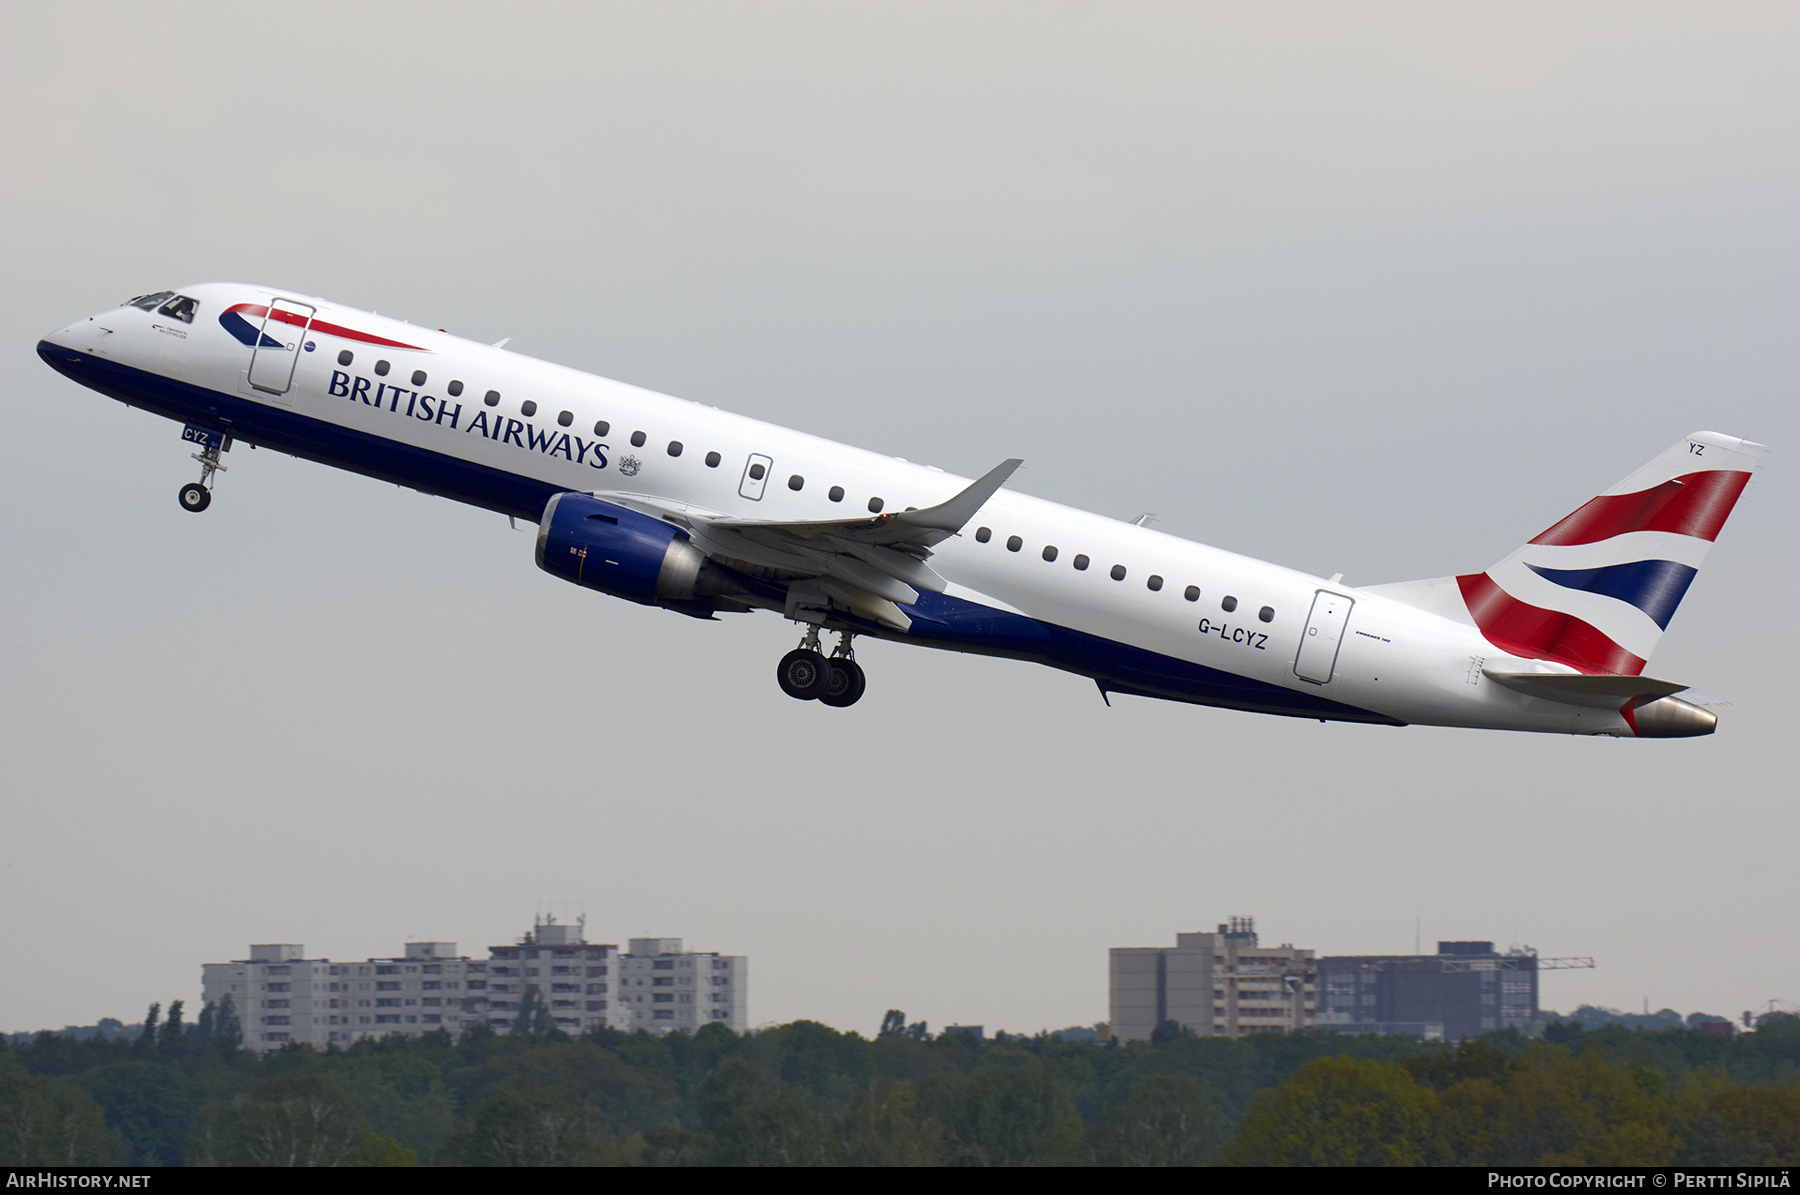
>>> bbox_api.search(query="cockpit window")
[156,295,198,324]
[124,291,175,311]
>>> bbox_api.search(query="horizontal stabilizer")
[1483,669,1688,709]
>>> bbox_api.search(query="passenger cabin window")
[1184,585,1200,602]
[485,390,501,407]
[788,474,804,491]
[705,451,721,467]
[1110,564,1127,581]
[1221,595,1238,612]
[1259,606,1275,623]
[594,420,610,436]
[1042,546,1058,562]
[521,400,538,417]
[1147,575,1164,591]
[374,360,390,376]
[411,370,427,386]
[630,431,647,447]
[1006,535,1022,552]
[124,291,175,311]
[868,497,884,513]
[156,296,198,323]
[558,411,573,427]
[667,441,682,456]
[828,485,844,502]
[975,527,992,543]
[748,463,766,480]
[447,380,463,396]
[338,350,354,366]
[1073,554,1090,571]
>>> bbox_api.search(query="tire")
[818,659,866,707]
[777,649,833,700]
[179,483,211,513]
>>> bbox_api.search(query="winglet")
[895,459,1023,532]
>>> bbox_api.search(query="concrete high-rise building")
[203,941,493,1050]
[1109,918,1315,1042]
[203,917,747,1051]
[1315,941,1542,1040]
[615,938,748,1035]
[483,917,629,1036]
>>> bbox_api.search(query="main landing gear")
[179,433,229,513]
[777,627,866,708]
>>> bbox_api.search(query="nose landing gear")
[776,627,867,707]
[178,426,229,514]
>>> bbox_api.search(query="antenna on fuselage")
[1131,512,1158,527]
[492,337,512,349]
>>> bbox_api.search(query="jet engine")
[535,492,709,607]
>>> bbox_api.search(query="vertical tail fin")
[1456,431,1765,675]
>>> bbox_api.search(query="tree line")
[1,1004,1795,1165]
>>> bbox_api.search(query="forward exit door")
[247,298,315,396]
[1294,590,1353,684]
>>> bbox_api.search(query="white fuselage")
[40,282,1628,735]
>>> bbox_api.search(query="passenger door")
[1294,590,1353,684]
[247,298,315,397]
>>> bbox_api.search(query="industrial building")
[1314,941,1589,1040]
[1109,918,1315,1041]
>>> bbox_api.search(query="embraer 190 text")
[39,285,1764,736]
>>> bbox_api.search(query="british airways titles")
[328,369,611,470]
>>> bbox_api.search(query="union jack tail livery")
[1458,432,1765,676]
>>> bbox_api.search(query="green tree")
[1087,1073,1229,1166]
[213,993,243,1054]
[1222,1056,1437,1166]
[829,1082,948,1166]
[75,1060,203,1165]
[512,986,556,1036]
[159,1000,186,1058]
[132,1004,160,1059]
[694,1057,831,1166]
[920,1058,1083,1166]
[0,1074,124,1165]
[437,1087,627,1166]
[344,1133,417,1166]
[1477,1049,1681,1167]
[188,1074,372,1167]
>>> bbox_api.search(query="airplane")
[39,283,1763,736]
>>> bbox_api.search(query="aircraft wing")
[593,458,1022,631]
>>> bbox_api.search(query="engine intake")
[535,492,706,605]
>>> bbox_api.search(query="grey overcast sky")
[3,3,1795,1037]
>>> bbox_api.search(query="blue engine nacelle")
[535,492,707,605]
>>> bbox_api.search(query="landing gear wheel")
[777,649,834,700]
[818,658,866,708]
[179,483,211,513]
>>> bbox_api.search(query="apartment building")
[1109,917,1315,1042]
[203,916,746,1050]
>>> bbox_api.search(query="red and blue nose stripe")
[218,303,424,351]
